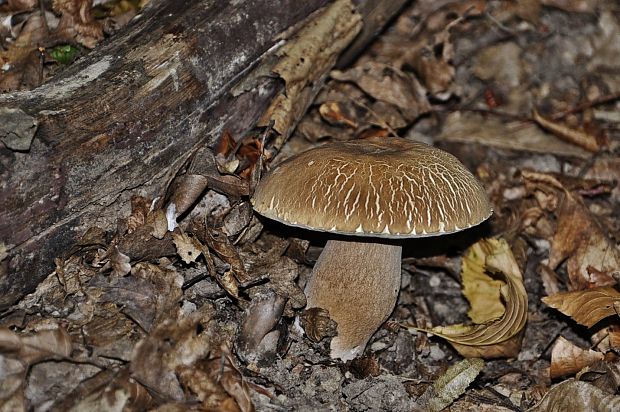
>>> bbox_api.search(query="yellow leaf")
[542,286,620,328]
[413,238,528,358]
[462,240,505,323]
[550,336,604,379]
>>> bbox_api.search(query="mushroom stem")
[304,239,402,360]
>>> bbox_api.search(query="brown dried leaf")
[549,195,619,289]
[206,228,249,284]
[241,237,306,313]
[223,202,253,237]
[55,255,90,296]
[53,0,103,48]
[541,0,599,13]
[409,21,456,98]
[299,307,337,343]
[348,355,382,379]
[0,0,38,13]
[116,224,176,261]
[331,61,430,119]
[51,369,153,411]
[0,13,46,91]
[319,101,358,128]
[529,380,620,412]
[550,336,605,379]
[91,262,183,332]
[130,306,220,402]
[127,196,151,234]
[109,245,131,277]
[0,327,72,364]
[148,209,170,239]
[188,147,250,198]
[172,231,203,264]
[167,174,210,217]
[80,303,138,360]
[448,330,524,359]
[177,348,254,412]
[258,0,362,136]
[575,359,620,394]
[236,290,286,365]
[542,286,620,328]
[438,112,592,159]
[0,357,26,411]
[423,238,528,358]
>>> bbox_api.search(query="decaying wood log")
[0,0,408,309]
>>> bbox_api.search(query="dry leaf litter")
[2,0,620,411]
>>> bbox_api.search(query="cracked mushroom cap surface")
[252,136,492,237]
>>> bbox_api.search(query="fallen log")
[0,0,407,309]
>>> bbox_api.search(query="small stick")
[532,109,600,153]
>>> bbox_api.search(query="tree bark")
[0,0,408,309]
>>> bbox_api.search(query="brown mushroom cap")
[252,136,492,238]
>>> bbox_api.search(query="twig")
[532,109,600,152]
[551,92,620,120]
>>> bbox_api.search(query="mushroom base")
[304,239,402,361]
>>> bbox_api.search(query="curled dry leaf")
[258,0,362,140]
[550,336,605,379]
[575,360,620,394]
[167,174,210,217]
[127,196,150,234]
[542,286,620,328]
[461,239,505,323]
[188,146,250,198]
[236,290,286,365]
[0,12,48,91]
[0,356,26,411]
[529,380,620,412]
[330,61,430,120]
[0,0,38,13]
[223,202,254,237]
[0,327,72,364]
[347,355,382,379]
[206,228,250,284]
[419,238,528,358]
[240,236,306,313]
[53,0,103,48]
[299,307,338,343]
[109,245,131,277]
[413,358,485,412]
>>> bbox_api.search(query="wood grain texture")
[0,0,330,308]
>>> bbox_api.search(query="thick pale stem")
[304,239,402,360]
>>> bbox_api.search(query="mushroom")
[251,136,492,360]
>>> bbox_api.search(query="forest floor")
[2,0,620,411]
